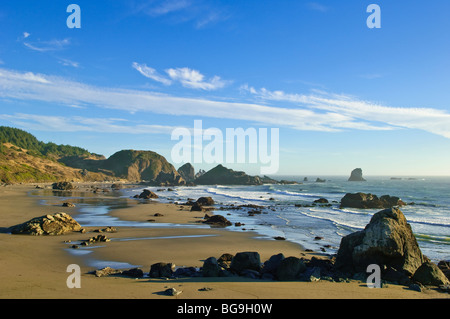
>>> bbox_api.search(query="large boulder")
[149,262,175,278]
[230,252,261,274]
[412,261,450,286]
[10,213,82,236]
[335,208,424,276]
[340,192,406,209]
[348,168,366,181]
[276,257,307,281]
[202,215,232,227]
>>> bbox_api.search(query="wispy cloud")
[132,62,172,85]
[23,38,71,52]
[1,68,450,139]
[58,58,80,68]
[166,67,229,90]
[131,0,229,28]
[133,63,229,90]
[0,113,181,135]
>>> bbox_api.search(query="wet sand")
[0,183,447,299]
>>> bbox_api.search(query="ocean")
[123,176,450,263]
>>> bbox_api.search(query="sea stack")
[348,168,366,181]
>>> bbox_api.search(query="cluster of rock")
[335,207,449,290]
[340,192,406,209]
[52,181,75,191]
[9,213,82,236]
[134,189,159,199]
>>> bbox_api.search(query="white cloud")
[23,38,71,52]
[0,113,181,135]
[23,32,31,39]
[58,58,80,68]
[1,68,450,139]
[307,2,330,12]
[132,62,172,85]
[133,64,229,90]
[165,67,229,90]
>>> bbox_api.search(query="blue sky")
[1,0,450,176]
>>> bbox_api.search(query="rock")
[408,283,423,292]
[190,202,203,211]
[218,253,234,269]
[202,215,232,227]
[261,253,285,277]
[348,168,366,181]
[122,268,144,278]
[153,171,185,186]
[149,262,175,278]
[138,189,159,199]
[438,260,450,281]
[194,164,262,185]
[412,261,450,286]
[315,178,326,183]
[62,202,76,207]
[177,163,195,182]
[276,257,306,281]
[10,213,81,236]
[94,267,121,277]
[230,252,261,274]
[111,183,122,190]
[335,208,425,277]
[52,181,74,190]
[202,257,220,277]
[340,192,406,209]
[313,198,329,204]
[173,267,198,277]
[196,196,215,206]
[164,288,182,296]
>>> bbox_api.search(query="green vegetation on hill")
[0,126,90,158]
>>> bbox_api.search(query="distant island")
[0,126,295,186]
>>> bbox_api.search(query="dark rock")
[413,261,450,286]
[62,202,76,207]
[335,208,424,276]
[230,252,261,274]
[340,192,406,209]
[10,213,81,236]
[190,202,203,211]
[194,164,262,185]
[202,257,220,277]
[111,183,122,190]
[149,262,175,278]
[177,163,195,182]
[313,198,329,204]
[122,268,144,278]
[315,178,326,183]
[276,257,307,281]
[202,215,232,227]
[138,189,159,199]
[196,196,215,206]
[173,267,198,277]
[348,168,366,181]
[164,288,182,296]
[52,182,74,190]
[261,253,285,277]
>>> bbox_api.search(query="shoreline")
[0,183,448,299]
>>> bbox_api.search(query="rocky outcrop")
[340,192,406,209]
[348,168,366,181]
[194,164,262,185]
[413,261,450,286]
[335,208,424,276]
[202,215,232,227]
[103,150,183,184]
[149,262,175,278]
[10,213,81,235]
[52,181,75,190]
[177,163,195,183]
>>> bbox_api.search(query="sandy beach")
[0,183,448,300]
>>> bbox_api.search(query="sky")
[1,0,450,176]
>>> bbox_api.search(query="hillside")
[194,164,263,185]
[0,143,110,184]
[0,127,185,185]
